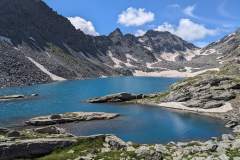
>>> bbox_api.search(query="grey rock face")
[164,75,238,110]
[33,126,66,134]
[225,121,239,128]
[222,134,235,141]
[86,92,147,103]
[0,128,10,135]
[25,112,119,126]
[233,125,240,133]
[0,138,77,160]
[6,131,21,138]
[203,101,224,109]
[104,135,128,150]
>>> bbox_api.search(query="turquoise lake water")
[0,77,230,144]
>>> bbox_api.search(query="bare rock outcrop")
[0,138,77,160]
[25,112,119,126]
[86,92,149,103]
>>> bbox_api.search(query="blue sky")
[44,0,240,47]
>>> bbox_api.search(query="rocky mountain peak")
[139,30,198,53]
[144,30,171,37]
[108,28,124,42]
[109,28,123,36]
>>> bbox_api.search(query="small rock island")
[25,112,120,126]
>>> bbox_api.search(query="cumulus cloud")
[135,29,146,36]
[118,7,155,26]
[155,19,218,41]
[183,5,196,17]
[68,17,99,36]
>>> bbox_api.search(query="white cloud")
[155,19,218,41]
[68,17,99,36]
[118,7,155,26]
[155,22,175,34]
[183,5,196,17]
[135,29,146,36]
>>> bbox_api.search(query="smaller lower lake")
[0,77,230,144]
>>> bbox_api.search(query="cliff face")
[0,0,121,87]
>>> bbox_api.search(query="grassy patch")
[38,137,104,160]
[226,149,240,160]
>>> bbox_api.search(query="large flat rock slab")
[86,92,152,103]
[0,94,38,102]
[25,112,120,126]
[0,138,76,160]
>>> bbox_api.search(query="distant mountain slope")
[0,0,122,87]
[0,0,221,88]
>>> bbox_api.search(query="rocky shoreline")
[0,124,240,160]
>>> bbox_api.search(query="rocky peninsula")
[87,61,240,122]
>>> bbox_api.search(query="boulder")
[212,91,236,101]
[222,134,235,141]
[204,140,218,152]
[154,144,168,154]
[233,125,240,133]
[0,138,77,160]
[218,154,229,160]
[6,131,21,138]
[200,77,230,87]
[0,128,10,135]
[135,146,150,156]
[25,112,119,126]
[165,91,191,102]
[50,114,62,120]
[33,126,65,134]
[104,135,128,150]
[225,121,238,128]
[232,139,240,149]
[184,100,205,108]
[203,101,223,109]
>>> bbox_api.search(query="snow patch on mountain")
[26,57,66,81]
[108,52,135,68]
[126,54,138,62]
[185,49,200,61]
[160,52,179,61]
[143,46,153,51]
